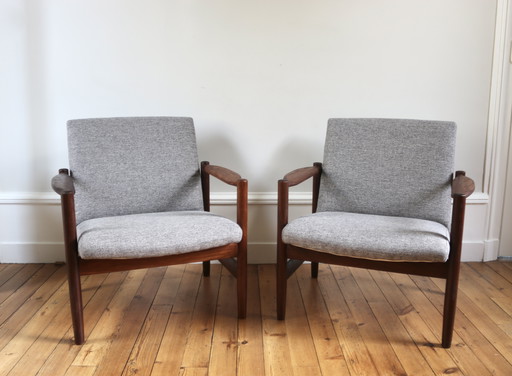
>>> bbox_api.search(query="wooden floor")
[0,262,511,376]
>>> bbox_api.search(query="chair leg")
[237,248,247,319]
[67,262,84,345]
[311,262,319,278]
[237,268,247,319]
[202,261,211,277]
[442,274,460,348]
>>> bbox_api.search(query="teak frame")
[52,161,248,345]
[276,163,474,348]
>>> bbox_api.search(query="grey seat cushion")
[77,211,242,259]
[282,212,450,262]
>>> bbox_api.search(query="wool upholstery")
[282,211,450,262]
[77,211,242,259]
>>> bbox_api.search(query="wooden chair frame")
[52,160,247,345]
[277,162,474,348]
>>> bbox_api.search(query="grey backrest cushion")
[317,118,456,228]
[68,117,204,224]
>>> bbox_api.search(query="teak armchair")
[277,118,474,348]
[52,117,247,345]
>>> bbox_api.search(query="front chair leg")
[67,262,85,345]
[237,249,248,318]
[442,273,459,348]
[237,269,247,319]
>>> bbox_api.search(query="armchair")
[52,117,247,345]
[277,118,474,348]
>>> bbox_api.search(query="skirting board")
[484,239,500,261]
[0,191,491,263]
[0,242,66,263]
[0,241,486,264]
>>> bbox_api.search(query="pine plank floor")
[0,261,511,375]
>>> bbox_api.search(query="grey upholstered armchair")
[277,118,474,348]
[52,117,247,345]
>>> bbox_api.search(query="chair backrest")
[68,117,204,224]
[317,118,456,228]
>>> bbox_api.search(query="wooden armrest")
[282,165,321,187]
[201,162,247,242]
[51,169,75,195]
[203,164,243,186]
[452,171,474,198]
[278,163,322,230]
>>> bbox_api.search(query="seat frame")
[276,162,474,348]
[52,161,247,345]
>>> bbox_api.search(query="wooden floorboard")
[0,262,511,375]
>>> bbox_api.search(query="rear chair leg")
[311,262,319,278]
[203,261,211,277]
[276,248,287,320]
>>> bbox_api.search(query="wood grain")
[0,262,511,375]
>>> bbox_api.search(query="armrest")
[282,165,322,187]
[448,171,474,268]
[451,171,474,198]
[203,164,242,186]
[200,161,248,240]
[278,163,322,232]
[51,169,78,262]
[51,169,75,195]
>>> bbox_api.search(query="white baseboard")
[0,191,493,263]
[460,241,485,262]
[246,241,486,264]
[248,243,276,264]
[0,242,277,264]
[0,241,484,264]
[483,239,500,261]
[0,242,65,263]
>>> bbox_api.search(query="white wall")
[1,0,510,263]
